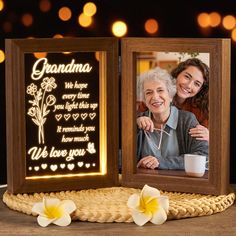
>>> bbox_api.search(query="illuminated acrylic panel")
[5,38,118,193]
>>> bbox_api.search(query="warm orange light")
[209,12,221,27]
[197,13,210,28]
[39,0,51,12]
[112,21,127,37]
[0,0,4,11]
[0,50,5,63]
[78,13,92,27]
[145,18,159,34]
[34,52,48,59]
[53,34,63,38]
[22,13,33,27]
[83,2,97,16]
[58,7,72,21]
[231,28,236,42]
[222,15,236,30]
[95,51,100,61]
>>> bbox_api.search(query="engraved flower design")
[41,77,57,92]
[27,83,38,95]
[127,185,169,226]
[46,95,56,106]
[32,197,76,227]
[27,76,57,144]
[27,107,37,117]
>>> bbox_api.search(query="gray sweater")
[137,108,209,169]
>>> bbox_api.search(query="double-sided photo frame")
[121,38,231,195]
[5,37,231,195]
[5,38,119,193]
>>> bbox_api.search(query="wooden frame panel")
[6,38,119,193]
[121,38,230,195]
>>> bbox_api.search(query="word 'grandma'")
[31,58,93,80]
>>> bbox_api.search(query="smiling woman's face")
[143,80,172,117]
[176,66,204,99]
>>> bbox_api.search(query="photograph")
[121,37,230,195]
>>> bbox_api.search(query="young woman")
[137,58,209,141]
[137,67,208,170]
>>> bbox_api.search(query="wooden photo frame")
[121,38,231,195]
[5,38,119,193]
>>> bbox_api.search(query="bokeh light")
[53,34,63,38]
[83,2,97,16]
[95,51,100,61]
[197,13,210,28]
[112,21,127,37]
[78,13,92,27]
[209,12,221,27]
[222,15,236,30]
[0,0,4,11]
[21,13,33,27]
[33,52,47,59]
[0,50,5,63]
[58,7,72,21]
[231,28,236,42]
[39,0,51,12]
[144,19,159,34]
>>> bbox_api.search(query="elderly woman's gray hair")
[139,67,176,101]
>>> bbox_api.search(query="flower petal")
[44,198,61,208]
[32,202,44,215]
[150,207,167,225]
[37,215,55,227]
[60,200,76,214]
[141,185,160,199]
[157,196,169,213]
[127,194,140,210]
[132,210,152,226]
[53,213,71,226]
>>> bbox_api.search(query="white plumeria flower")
[32,197,76,227]
[127,184,169,226]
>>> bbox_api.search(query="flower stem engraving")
[27,77,57,144]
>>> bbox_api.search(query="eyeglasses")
[143,125,171,150]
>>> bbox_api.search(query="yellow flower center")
[139,196,159,215]
[44,205,64,219]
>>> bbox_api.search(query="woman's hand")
[189,124,209,142]
[137,116,154,132]
[137,156,159,169]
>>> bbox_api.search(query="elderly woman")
[137,67,208,170]
[138,58,209,141]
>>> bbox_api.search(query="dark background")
[0,0,235,184]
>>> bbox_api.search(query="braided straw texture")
[3,187,235,223]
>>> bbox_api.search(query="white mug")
[184,154,208,177]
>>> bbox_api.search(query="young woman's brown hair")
[171,58,209,121]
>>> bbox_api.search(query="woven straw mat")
[3,187,235,223]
